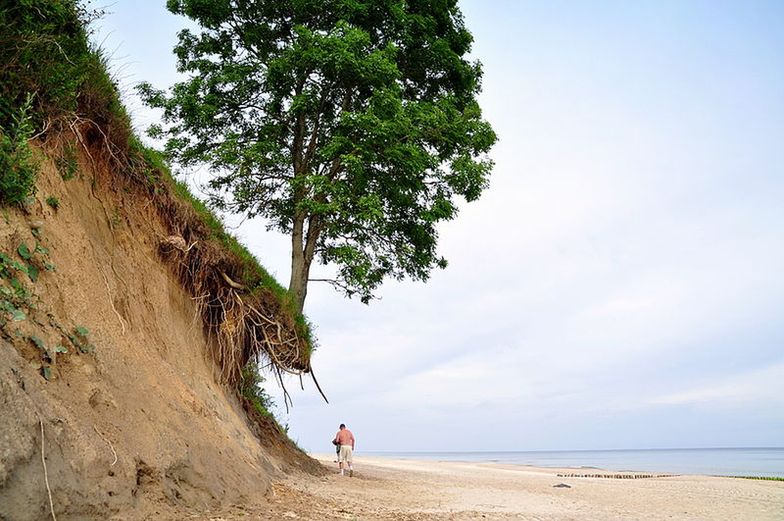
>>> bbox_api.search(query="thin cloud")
[650,363,784,407]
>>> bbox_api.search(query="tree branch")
[302,87,330,172]
[291,76,308,175]
[308,278,353,293]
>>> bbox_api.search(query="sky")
[92,0,784,452]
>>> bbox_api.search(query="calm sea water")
[363,448,784,477]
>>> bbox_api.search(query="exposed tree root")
[38,415,56,521]
[93,425,118,467]
[159,233,311,389]
[99,267,126,335]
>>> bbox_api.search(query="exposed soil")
[0,146,323,520]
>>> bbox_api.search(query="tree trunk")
[289,258,309,314]
[289,83,309,313]
[288,85,325,313]
[289,214,309,313]
[289,213,322,314]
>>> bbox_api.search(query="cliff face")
[0,145,319,521]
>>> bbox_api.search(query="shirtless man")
[333,423,355,476]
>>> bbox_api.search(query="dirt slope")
[0,147,321,520]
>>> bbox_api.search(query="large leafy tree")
[140,0,497,312]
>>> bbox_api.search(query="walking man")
[333,423,355,477]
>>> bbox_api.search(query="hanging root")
[99,267,126,335]
[310,368,329,404]
[158,234,315,394]
[93,425,118,466]
[37,414,57,521]
[220,270,247,291]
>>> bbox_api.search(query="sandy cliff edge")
[0,146,321,521]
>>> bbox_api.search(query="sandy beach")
[238,454,784,521]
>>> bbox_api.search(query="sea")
[363,448,784,478]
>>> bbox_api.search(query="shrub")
[240,364,276,418]
[0,95,37,206]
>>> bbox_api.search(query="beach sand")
[241,454,784,520]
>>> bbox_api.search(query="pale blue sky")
[93,1,784,451]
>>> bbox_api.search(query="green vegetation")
[727,475,784,481]
[0,95,38,205]
[46,196,60,209]
[240,365,277,419]
[140,0,497,311]
[68,325,94,353]
[0,229,76,381]
[0,1,92,127]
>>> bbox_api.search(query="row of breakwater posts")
[557,473,677,479]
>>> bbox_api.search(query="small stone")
[553,483,572,488]
[283,512,298,518]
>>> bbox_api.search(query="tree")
[140,0,497,313]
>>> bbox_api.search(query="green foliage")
[240,364,276,418]
[0,95,38,206]
[26,263,40,283]
[8,241,49,282]
[0,2,122,207]
[0,233,87,379]
[17,243,32,260]
[0,236,57,326]
[68,325,94,353]
[77,46,135,143]
[1,1,130,183]
[0,298,26,323]
[0,0,94,127]
[140,0,497,307]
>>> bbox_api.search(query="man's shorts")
[339,445,353,464]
